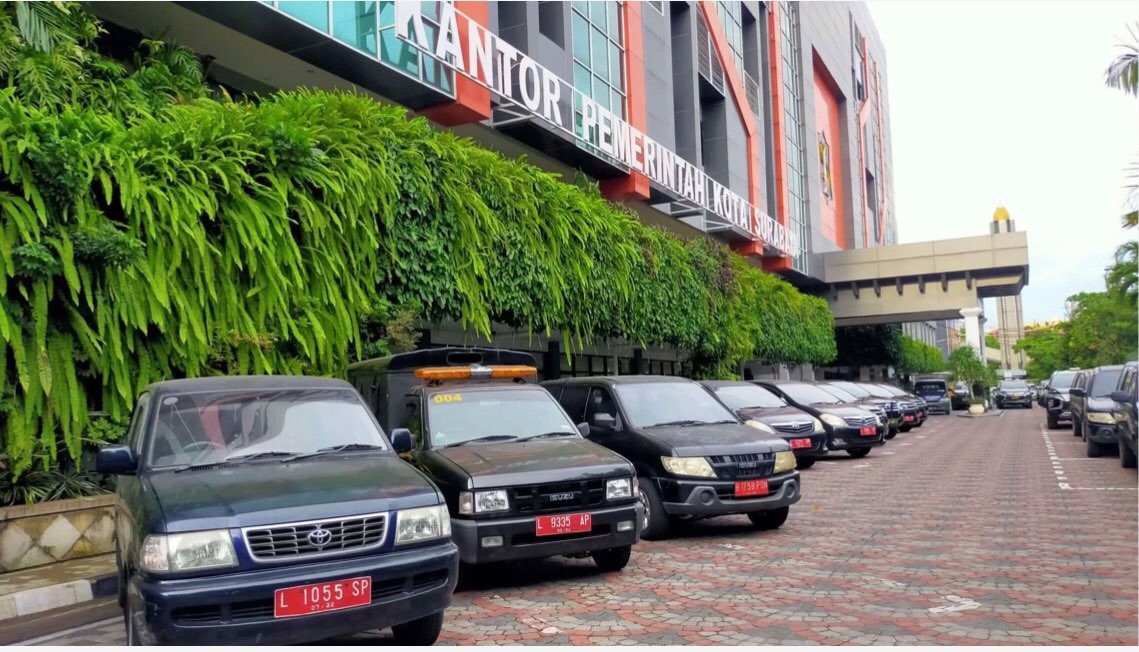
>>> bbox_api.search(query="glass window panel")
[573,62,591,94]
[611,88,624,117]
[593,75,609,108]
[572,13,589,61]
[609,45,622,87]
[607,1,620,34]
[380,28,420,76]
[591,27,609,78]
[590,1,607,31]
[419,0,439,20]
[572,0,589,15]
[278,1,329,31]
[332,1,377,55]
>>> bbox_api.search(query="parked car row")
[1040,362,1139,467]
[95,347,941,646]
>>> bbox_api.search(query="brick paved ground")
[16,408,1138,645]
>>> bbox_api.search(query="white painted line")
[928,595,981,613]
[881,451,896,455]
[14,617,119,645]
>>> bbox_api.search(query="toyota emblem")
[307,526,333,548]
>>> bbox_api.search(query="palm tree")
[1106,25,1139,230]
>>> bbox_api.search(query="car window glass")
[833,381,871,397]
[769,382,842,406]
[404,397,424,448]
[818,384,857,402]
[147,388,387,467]
[586,387,618,421]
[559,385,590,422]
[1050,372,1077,389]
[1090,370,1122,397]
[128,393,152,451]
[613,382,738,428]
[426,388,578,446]
[999,380,1028,390]
[711,384,786,409]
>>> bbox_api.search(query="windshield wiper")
[525,431,579,440]
[283,443,386,462]
[440,435,520,448]
[172,450,297,473]
[646,419,729,427]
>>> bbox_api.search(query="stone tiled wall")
[0,495,116,572]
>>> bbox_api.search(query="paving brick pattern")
[17,409,1138,645]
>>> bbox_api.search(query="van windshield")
[615,382,739,428]
[1050,372,1077,389]
[711,384,786,410]
[426,388,578,447]
[147,389,388,468]
[1090,370,1122,397]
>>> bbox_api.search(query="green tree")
[1015,323,1071,380]
[948,346,996,398]
[898,335,944,373]
[1064,291,1138,367]
[984,334,1000,349]
[834,324,902,368]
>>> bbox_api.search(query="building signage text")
[395,2,799,258]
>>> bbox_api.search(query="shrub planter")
[0,494,115,572]
[968,403,986,415]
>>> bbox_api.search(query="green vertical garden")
[0,3,835,480]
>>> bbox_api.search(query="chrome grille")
[771,421,813,434]
[843,415,877,427]
[243,513,387,562]
[708,452,775,479]
[511,479,606,515]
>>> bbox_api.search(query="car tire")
[1047,413,1058,429]
[123,592,144,646]
[899,425,912,433]
[637,478,671,541]
[795,457,817,469]
[392,611,445,646]
[747,506,789,530]
[846,448,871,458]
[884,430,897,440]
[1120,436,1138,469]
[591,545,632,572]
[115,549,126,608]
[1087,437,1107,458]
[1073,419,1083,437]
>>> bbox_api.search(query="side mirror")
[1069,387,1086,398]
[1110,390,1133,404]
[390,428,413,454]
[589,412,617,432]
[96,445,138,475]
[576,422,591,437]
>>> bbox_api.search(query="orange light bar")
[488,365,537,378]
[413,365,538,381]
[415,367,474,380]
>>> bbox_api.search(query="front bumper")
[131,542,459,645]
[826,425,886,450]
[924,400,951,414]
[774,431,828,458]
[1086,418,1118,444]
[997,396,1032,407]
[657,471,801,517]
[1047,398,1072,421]
[450,502,640,565]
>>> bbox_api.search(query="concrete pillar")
[960,307,984,356]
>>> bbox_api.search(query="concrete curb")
[0,571,116,621]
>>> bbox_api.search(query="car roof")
[699,380,755,389]
[544,375,695,386]
[143,375,354,396]
[1090,365,1126,372]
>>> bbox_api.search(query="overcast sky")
[867,1,1139,326]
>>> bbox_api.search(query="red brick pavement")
[16,408,1138,645]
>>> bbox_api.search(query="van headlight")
[1087,412,1115,424]
[819,413,845,427]
[811,417,824,432]
[140,530,237,573]
[396,505,451,543]
[744,419,774,434]
[660,456,716,478]
[458,490,509,514]
[606,477,632,500]
[773,451,797,474]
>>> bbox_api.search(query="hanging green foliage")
[0,3,836,475]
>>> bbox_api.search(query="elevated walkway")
[819,231,1029,327]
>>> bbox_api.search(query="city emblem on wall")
[817,131,833,202]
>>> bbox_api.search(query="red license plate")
[903,415,915,422]
[735,479,769,497]
[536,512,592,536]
[789,438,812,449]
[860,426,877,436]
[274,576,371,618]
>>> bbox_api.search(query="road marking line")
[929,595,981,613]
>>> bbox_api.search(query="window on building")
[779,3,809,271]
[715,1,745,78]
[571,2,626,148]
[647,0,665,15]
[538,1,565,47]
[332,1,378,56]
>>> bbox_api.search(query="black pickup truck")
[348,348,640,572]
[543,376,801,540]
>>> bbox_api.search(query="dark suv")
[543,376,801,540]
[701,380,828,468]
[1044,369,1080,429]
[349,348,640,572]
[97,377,458,646]
[758,381,885,457]
[994,379,1033,409]
[1070,365,1126,457]
[1111,361,1138,469]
